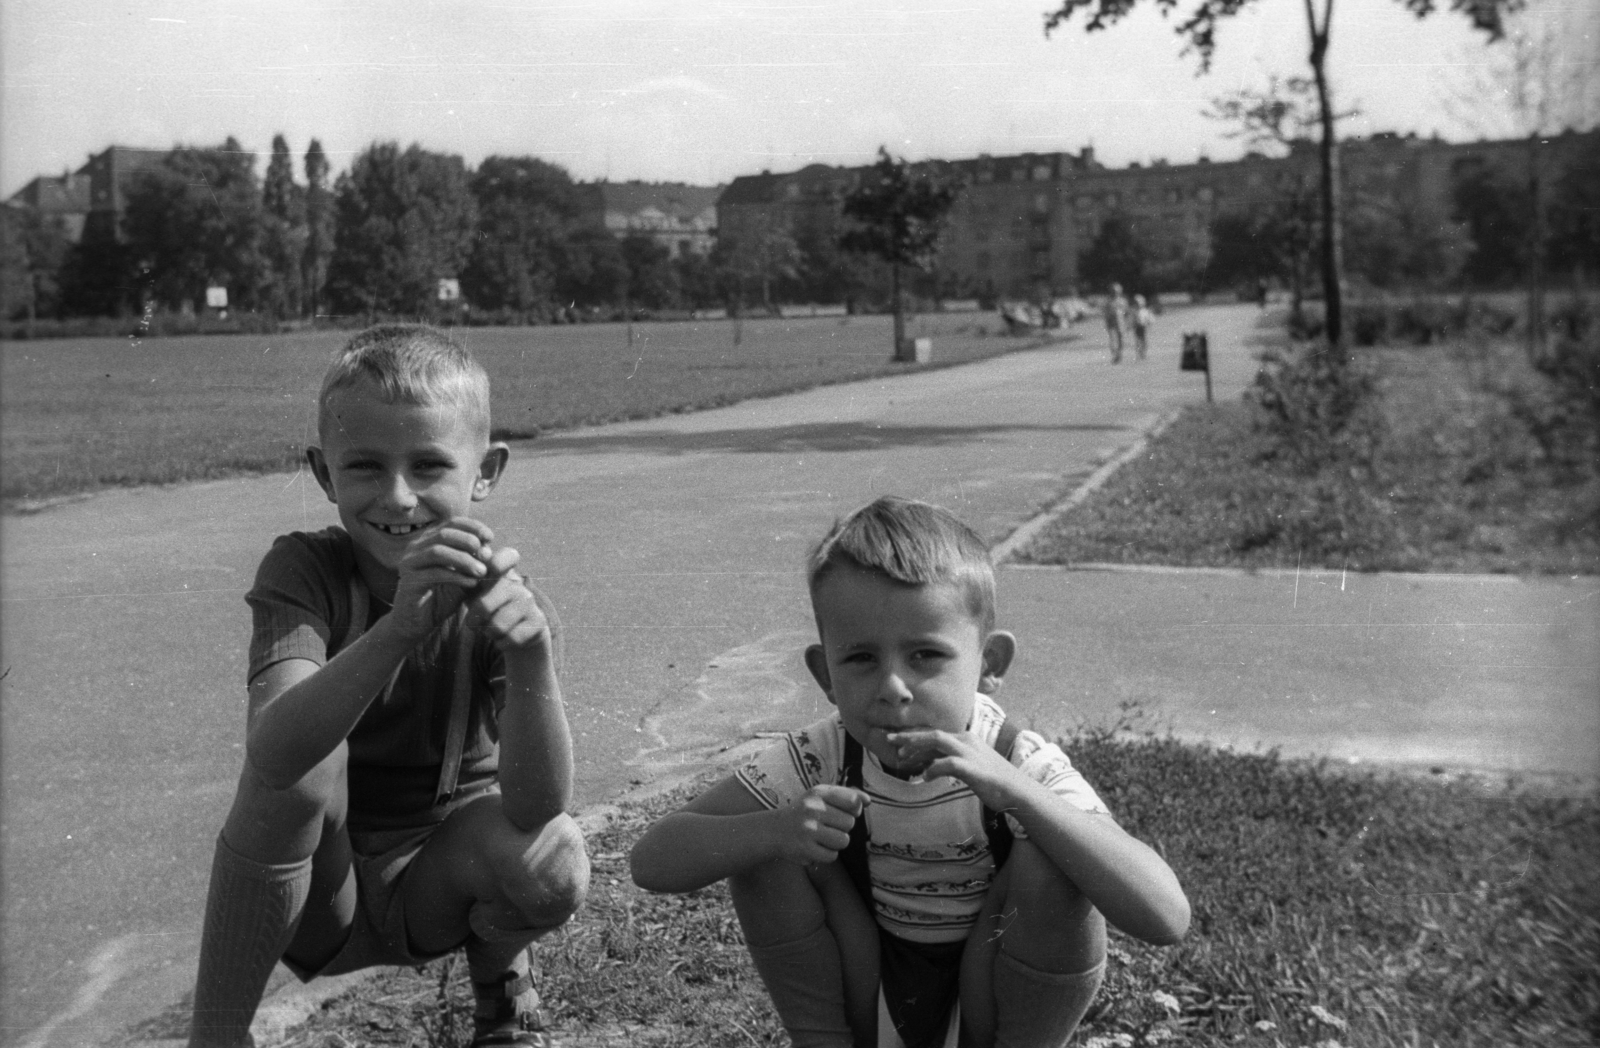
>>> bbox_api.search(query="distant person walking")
[1102,284,1128,363]
[1131,294,1152,361]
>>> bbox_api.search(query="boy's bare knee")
[993,841,1105,973]
[226,744,347,858]
[730,860,829,946]
[490,810,589,927]
[729,858,807,908]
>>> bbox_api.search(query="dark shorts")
[880,930,965,1048]
[282,782,496,980]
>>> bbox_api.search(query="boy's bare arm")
[246,520,500,788]
[891,729,1191,945]
[630,777,867,894]
[467,545,573,831]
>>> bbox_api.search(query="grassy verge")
[1019,328,1599,574]
[263,735,1597,1048]
[1,313,1055,510]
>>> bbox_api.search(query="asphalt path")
[2,303,1594,1047]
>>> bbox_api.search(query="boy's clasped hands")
[388,516,550,653]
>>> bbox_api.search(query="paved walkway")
[2,303,1593,1048]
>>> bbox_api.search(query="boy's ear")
[472,442,510,501]
[305,447,337,505]
[978,631,1017,695]
[804,644,836,705]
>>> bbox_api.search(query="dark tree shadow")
[535,420,1131,457]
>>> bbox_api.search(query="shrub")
[1250,343,1383,473]
[1340,297,1518,347]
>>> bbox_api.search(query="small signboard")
[205,286,228,309]
[437,278,461,302]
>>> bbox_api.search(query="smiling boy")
[630,496,1189,1048]
[189,325,587,1048]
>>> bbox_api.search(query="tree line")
[1075,130,1600,313]
[6,129,1595,333]
[0,137,938,328]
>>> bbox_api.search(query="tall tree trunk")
[1307,0,1345,357]
[891,261,908,361]
[1526,133,1546,362]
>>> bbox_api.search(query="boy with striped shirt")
[630,496,1189,1048]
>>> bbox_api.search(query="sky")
[2,0,1594,198]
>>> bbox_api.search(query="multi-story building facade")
[585,180,722,257]
[4,170,92,241]
[5,146,169,243]
[717,128,1598,300]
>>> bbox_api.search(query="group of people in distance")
[188,323,1190,1048]
[1101,283,1153,364]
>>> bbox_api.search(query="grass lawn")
[249,737,1596,1048]
[1,312,1048,509]
[1018,332,1600,575]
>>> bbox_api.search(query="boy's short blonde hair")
[807,496,997,634]
[317,324,491,441]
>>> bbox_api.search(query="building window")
[1032,164,1051,181]
[976,168,993,183]
[1033,192,1050,213]
[1105,193,1119,207]
[1196,186,1213,203]
[1011,166,1027,182]
[1076,195,1093,209]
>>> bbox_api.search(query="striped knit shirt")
[733,693,1110,944]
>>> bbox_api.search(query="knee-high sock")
[992,953,1104,1048]
[746,926,856,1048]
[188,835,312,1048]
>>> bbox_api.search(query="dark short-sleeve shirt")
[245,526,509,831]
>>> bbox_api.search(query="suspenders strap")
[345,574,475,809]
[838,717,1021,908]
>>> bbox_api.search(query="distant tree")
[1204,77,1344,317]
[794,222,878,310]
[461,156,587,316]
[619,234,679,312]
[261,133,307,317]
[671,249,724,310]
[1442,1,1600,354]
[1046,0,1521,353]
[121,137,269,312]
[554,225,628,310]
[719,211,801,316]
[1,205,73,322]
[1343,193,1470,290]
[838,147,961,361]
[58,219,135,317]
[1452,160,1532,287]
[1546,133,1600,282]
[324,142,477,319]
[0,207,36,321]
[302,139,334,319]
[1206,213,1279,291]
[1078,215,1147,295]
